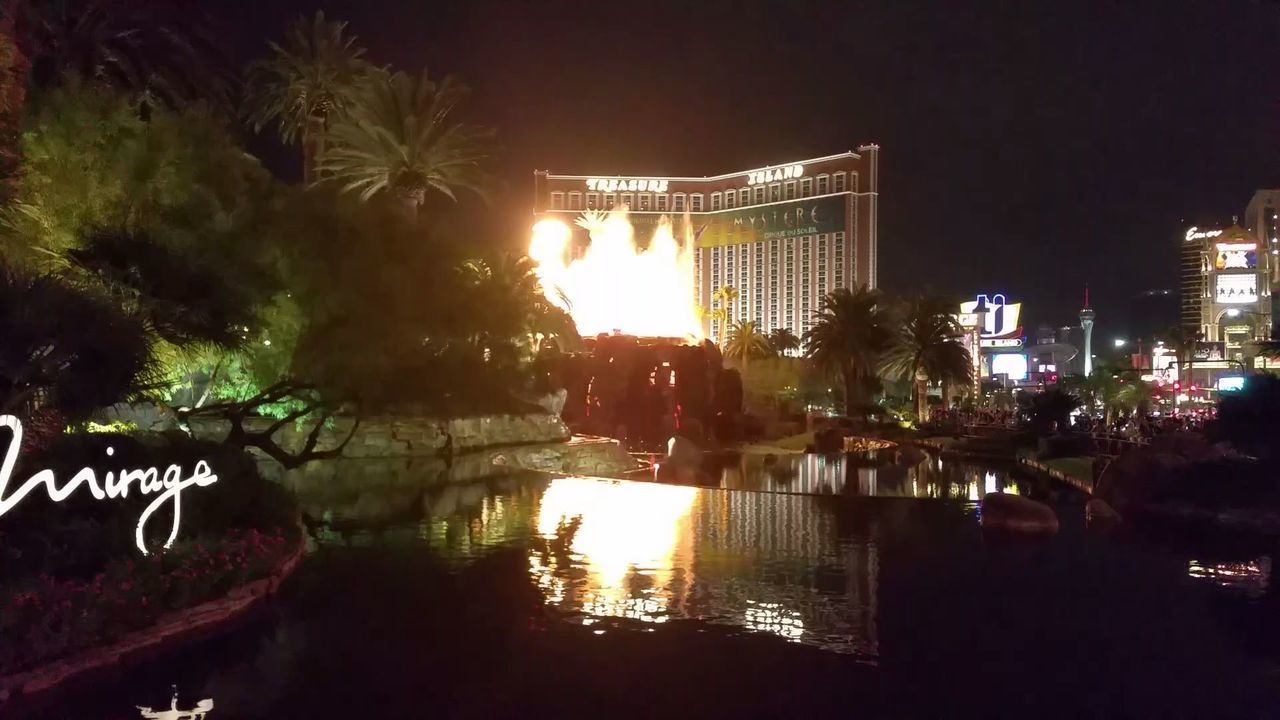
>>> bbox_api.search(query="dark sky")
[211,0,1280,341]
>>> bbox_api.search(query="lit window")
[785,181,796,200]
[551,192,565,210]
[769,184,781,202]
[739,188,749,206]
[817,175,829,194]
[673,193,685,211]
[711,192,722,211]
[832,172,847,192]
[656,194,668,211]
[753,186,765,204]
[568,191,582,210]
[604,193,616,208]
[621,193,634,207]
[587,192,599,209]
[691,194,703,211]
[724,191,735,209]
[800,178,813,197]
[638,193,651,211]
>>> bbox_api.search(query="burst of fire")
[529,207,703,340]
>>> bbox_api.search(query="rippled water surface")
[22,456,1280,719]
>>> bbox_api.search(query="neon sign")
[1215,243,1257,270]
[1185,226,1223,241]
[0,415,219,555]
[746,164,804,185]
[1216,274,1258,304]
[959,293,1023,339]
[585,178,668,193]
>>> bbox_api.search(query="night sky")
[211,0,1280,341]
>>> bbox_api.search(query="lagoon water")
[24,455,1280,718]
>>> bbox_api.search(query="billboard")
[1191,341,1225,362]
[990,353,1028,380]
[1217,376,1245,392]
[1215,243,1257,270]
[1216,274,1258,304]
[602,194,848,250]
[959,293,1023,339]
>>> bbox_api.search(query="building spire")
[1083,282,1090,309]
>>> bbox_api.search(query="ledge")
[0,535,306,708]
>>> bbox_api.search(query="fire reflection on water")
[1187,557,1271,598]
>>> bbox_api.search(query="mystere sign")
[0,414,219,554]
[695,194,846,248]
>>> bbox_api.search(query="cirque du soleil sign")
[0,414,218,555]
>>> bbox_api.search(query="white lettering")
[0,415,219,555]
[1185,226,1224,241]
[584,178,668,194]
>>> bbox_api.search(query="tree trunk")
[842,366,857,417]
[392,188,423,226]
[302,113,326,185]
[914,368,928,422]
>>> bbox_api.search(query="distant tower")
[1079,284,1095,377]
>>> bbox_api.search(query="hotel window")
[817,175,829,194]
[738,188,749,206]
[724,191,735,209]
[753,186,765,204]
[604,193,616,208]
[621,193,634,207]
[673,193,686,211]
[769,184,781,202]
[784,181,796,200]
[711,192,722,211]
[638,193,651,211]
[832,172,847,192]
[568,192,582,210]
[587,192,599,210]
[656,194,669,211]
[551,192,565,210]
[691,193,703,211]
[800,178,813,197]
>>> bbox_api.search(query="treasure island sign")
[0,414,219,555]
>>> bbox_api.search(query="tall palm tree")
[709,284,739,342]
[17,0,234,111]
[880,295,972,421]
[767,327,801,356]
[318,68,491,221]
[803,286,889,416]
[723,319,771,375]
[244,11,373,184]
[1163,325,1201,389]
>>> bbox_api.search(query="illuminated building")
[533,149,880,342]
[1182,224,1271,363]
[1243,190,1280,336]
[1079,289,1095,377]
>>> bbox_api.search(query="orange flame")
[529,207,703,340]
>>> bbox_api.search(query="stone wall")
[188,412,572,460]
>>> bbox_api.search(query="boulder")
[980,492,1059,535]
[1086,498,1122,529]
[894,445,928,466]
[813,428,843,454]
[1094,450,1189,515]
[535,388,569,417]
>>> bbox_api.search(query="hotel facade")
[533,148,880,342]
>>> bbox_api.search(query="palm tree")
[880,295,972,421]
[803,286,889,416]
[767,327,801,357]
[723,319,771,375]
[1163,325,1201,389]
[17,0,234,111]
[244,11,373,184]
[709,285,739,342]
[318,68,491,221]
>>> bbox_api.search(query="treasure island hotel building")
[533,147,880,342]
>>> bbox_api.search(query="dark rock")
[980,493,1060,534]
[1094,451,1189,515]
[1086,498,1121,529]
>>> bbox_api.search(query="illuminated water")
[20,457,1280,718]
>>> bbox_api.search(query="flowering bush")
[0,528,293,676]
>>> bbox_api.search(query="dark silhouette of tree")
[803,286,889,416]
[1217,374,1280,461]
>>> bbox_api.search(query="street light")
[1113,338,1127,348]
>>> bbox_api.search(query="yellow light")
[529,208,703,340]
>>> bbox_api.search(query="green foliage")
[767,327,801,356]
[723,319,771,369]
[1025,387,1082,436]
[0,265,157,420]
[803,286,890,415]
[318,68,491,212]
[880,294,972,419]
[740,356,804,415]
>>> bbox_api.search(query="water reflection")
[136,689,213,719]
[527,476,877,655]
[710,452,1021,500]
[1187,557,1271,598]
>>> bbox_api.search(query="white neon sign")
[0,415,218,554]
[747,164,804,185]
[585,178,668,193]
[1185,226,1224,241]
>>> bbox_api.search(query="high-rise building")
[1079,301,1095,377]
[1243,190,1280,286]
[1182,223,1271,364]
[533,148,880,342]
